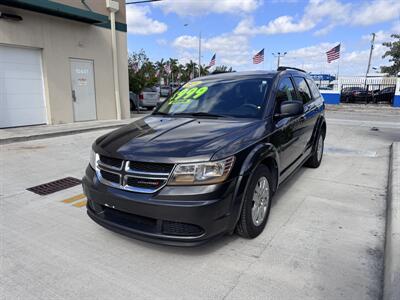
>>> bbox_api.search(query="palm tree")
[155,59,166,85]
[213,65,233,74]
[184,60,197,81]
[168,58,179,82]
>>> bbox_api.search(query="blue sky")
[125,0,400,75]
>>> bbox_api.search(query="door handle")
[72,90,76,102]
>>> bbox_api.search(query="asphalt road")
[1,108,399,299]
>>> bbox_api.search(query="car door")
[270,76,304,172]
[293,76,320,155]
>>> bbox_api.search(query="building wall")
[0,4,129,124]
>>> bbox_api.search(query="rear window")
[143,87,157,92]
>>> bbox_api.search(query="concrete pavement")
[0,109,398,299]
[384,143,400,300]
[0,117,146,145]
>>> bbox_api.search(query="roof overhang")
[0,0,109,24]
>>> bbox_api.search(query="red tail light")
[139,93,144,100]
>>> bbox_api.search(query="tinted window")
[143,87,157,92]
[294,77,312,104]
[156,78,271,118]
[276,77,297,103]
[306,78,321,99]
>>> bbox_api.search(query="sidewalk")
[326,103,400,113]
[0,115,145,145]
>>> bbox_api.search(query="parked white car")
[139,87,160,110]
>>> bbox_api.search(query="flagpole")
[263,48,266,70]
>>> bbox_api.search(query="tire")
[236,164,273,239]
[305,133,324,168]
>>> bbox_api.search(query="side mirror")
[275,100,304,118]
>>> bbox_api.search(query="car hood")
[94,116,262,163]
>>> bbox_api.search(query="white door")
[69,59,96,122]
[0,45,47,128]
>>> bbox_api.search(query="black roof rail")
[277,66,306,73]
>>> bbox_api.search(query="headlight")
[90,149,97,169]
[168,156,235,185]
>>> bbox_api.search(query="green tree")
[155,59,166,85]
[213,65,234,74]
[168,58,179,83]
[128,49,157,94]
[381,34,400,75]
[200,64,210,76]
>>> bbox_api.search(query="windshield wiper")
[152,111,169,116]
[174,112,227,118]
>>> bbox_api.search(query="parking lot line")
[72,200,87,208]
[62,194,85,204]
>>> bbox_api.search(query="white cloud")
[154,0,261,16]
[278,42,391,75]
[235,0,400,37]
[352,0,400,26]
[172,34,251,67]
[362,31,392,43]
[391,21,400,34]
[234,0,350,35]
[126,6,167,35]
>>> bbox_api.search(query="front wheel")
[236,165,273,239]
[305,133,324,168]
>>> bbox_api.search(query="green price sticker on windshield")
[168,86,208,104]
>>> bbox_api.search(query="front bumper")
[83,166,238,246]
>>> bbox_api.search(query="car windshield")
[154,77,271,118]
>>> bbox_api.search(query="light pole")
[272,52,287,69]
[184,24,201,77]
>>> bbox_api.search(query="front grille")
[95,154,174,193]
[162,221,204,236]
[98,206,204,237]
[103,207,158,233]
[129,161,174,173]
[100,170,120,184]
[99,155,123,169]
[126,176,166,190]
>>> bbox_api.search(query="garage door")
[0,45,47,128]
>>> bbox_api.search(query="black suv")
[83,68,326,246]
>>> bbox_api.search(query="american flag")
[208,53,216,67]
[164,63,171,74]
[326,44,340,63]
[253,48,264,64]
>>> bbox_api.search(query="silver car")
[139,87,160,109]
[160,85,171,97]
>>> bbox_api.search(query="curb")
[383,142,400,300]
[0,123,127,145]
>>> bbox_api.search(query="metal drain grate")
[27,177,81,195]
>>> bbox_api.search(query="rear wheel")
[236,165,273,239]
[305,133,324,168]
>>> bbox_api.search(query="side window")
[306,78,321,99]
[276,77,297,104]
[294,77,312,104]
